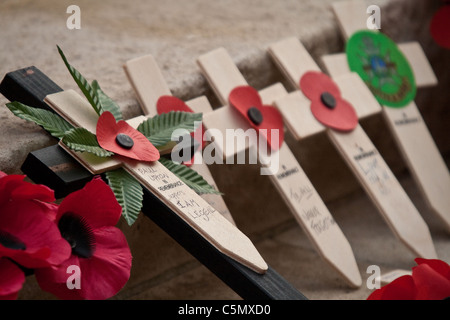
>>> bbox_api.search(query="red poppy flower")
[368,258,450,300]
[0,173,71,269]
[0,173,54,207]
[35,177,132,300]
[96,111,159,162]
[430,4,450,49]
[228,85,284,151]
[300,71,358,132]
[0,258,25,300]
[156,95,204,166]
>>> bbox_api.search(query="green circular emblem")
[346,30,416,108]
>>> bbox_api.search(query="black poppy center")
[247,107,263,125]
[0,230,26,250]
[320,92,337,109]
[58,212,96,258]
[116,133,134,149]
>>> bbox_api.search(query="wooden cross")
[320,0,450,232]
[123,54,235,226]
[267,37,437,259]
[196,47,362,288]
[0,66,307,300]
[44,90,268,272]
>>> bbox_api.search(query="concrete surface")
[1,0,449,300]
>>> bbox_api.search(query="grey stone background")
[0,0,448,300]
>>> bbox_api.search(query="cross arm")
[321,43,437,88]
[268,37,381,140]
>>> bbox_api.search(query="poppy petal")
[0,173,54,207]
[310,98,358,132]
[57,177,122,229]
[0,175,26,206]
[35,201,59,222]
[414,258,450,281]
[229,86,263,114]
[0,258,25,300]
[156,95,193,113]
[229,86,284,150]
[256,105,284,151]
[36,227,131,300]
[0,200,71,268]
[96,111,160,162]
[412,263,450,300]
[77,227,132,300]
[430,5,450,50]
[372,275,416,300]
[367,285,386,300]
[156,95,205,166]
[300,71,341,102]
[35,255,83,300]
[11,182,55,203]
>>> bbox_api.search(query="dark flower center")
[320,92,337,109]
[58,212,96,258]
[0,230,26,250]
[116,133,134,149]
[247,107,263,125]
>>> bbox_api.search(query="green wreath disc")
[346,30,416,108]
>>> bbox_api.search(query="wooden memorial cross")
[268,37,437,259]
[123,54,235,225]
[196,47,362,288]
[0,65,307,300]
[44,92,268,271]
[321,0,450,232]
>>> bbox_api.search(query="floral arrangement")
[0,171,131,300]
[5,46,220,226]
[368,258,450,300]
[0,46,225,300]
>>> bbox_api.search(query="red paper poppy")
[367,258,450,300]
[430,5,450,49]
[156,95,204,166]
[0,258,25,300]
[96,111,159,162]
[0,173,54,207]
[228,85,284,151]
[35,177,132,300]
[0,174,71,269]
[300,71,358,131]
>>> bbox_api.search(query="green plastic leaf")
[91,80,123,121]
[57,45,103,116]
[159,157,222,195]
[62,127,113,157]
[105,168,143,226]
[137,111,202,147]
[6,101,74,139]
[58,45,123,120]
